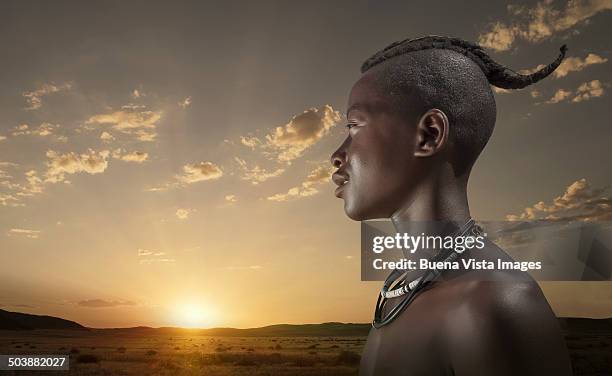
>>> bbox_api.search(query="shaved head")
[363,48,497,175]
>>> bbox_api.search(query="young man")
[331,36,572,375]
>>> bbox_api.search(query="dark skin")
[330,72,572,375]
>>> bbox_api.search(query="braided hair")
[357,35,567,175]
[362,35,567,89]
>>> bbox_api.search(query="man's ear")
[414,109,449,157]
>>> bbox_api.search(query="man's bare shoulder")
[438,275,573,375]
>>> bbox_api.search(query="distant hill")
[99,322,372,337]
[0,309,86,330]
[2,308,611,338]
[100,318,612,337]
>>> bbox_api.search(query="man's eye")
[346,123,358,129]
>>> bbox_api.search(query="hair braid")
[361,35,567,90]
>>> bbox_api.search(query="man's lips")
[332,172,349,198]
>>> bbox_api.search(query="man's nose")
[330,143,347,169]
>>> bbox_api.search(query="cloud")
[100,131,114,142]
[555,53,608,78]
[0,136,6,141]
[137,248,172,264]
[234,157,285,184]
[546,88,573,104]
[240,136,261,149]
[140,250,166,256]
[116,151,148,163]
[264,105,341,162]
[225,265,263,270]
[86,108,162,142]
[176,162,223,184]
[492,87,512,94]
[175,208,194,220]
[45,149,110,183]
[178,96,192,109]
[7,228,40,239]
[544,80,605,104]
[507,178,611,222]
[77,299,136,308]
[479,1,612,51]
[10,122,61,138]
[131,89,145,99]
[267,165,332,202]
[22,82,72,110]
[225,194,237,202]
[572,79,605,102]
[11,124,30,136]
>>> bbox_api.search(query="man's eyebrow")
[346,103,369,118]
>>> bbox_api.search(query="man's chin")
[344,202,375,221]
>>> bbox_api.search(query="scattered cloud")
[572,79,605,102]
[175,208,195,220]
[267,165,332,202]
[45,149,110,183]
[492,87,512,94]
[77,299,136,308]
[138,249,163,256]
[22,82,72,110]
[507,178,611,222]
[137,248,173,263]
[178,96,192,109]
[479,1,612,51]
[240,136,261,149]
[131,89,145,99]
[7,228,41,239]
[147,161,223,191]
[264,105,340,162]
[11,122,61,138]
[239,105,340,163]
[176,162,223,184]
[234,157,285,185]
[546,88,573,104]
[554,53,608,78]
[544,80,605,104]
[225,265,263,270]
[115,150,149,163]
[225,194,237,203]
[0,135,6,141]
[100,131,115,142]
[86,108,162,142]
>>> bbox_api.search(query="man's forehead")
[347,75,389,117]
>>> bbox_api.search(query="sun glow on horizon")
[173,301,217,328]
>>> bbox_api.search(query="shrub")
[146,350,157,356]
[117,347,126,353]
[236,358,256,366]
[336,350,361,366]
[70,348,80,354]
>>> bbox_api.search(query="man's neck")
[389,175,471,259]
[391,175,470,221]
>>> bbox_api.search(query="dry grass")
[0,330,364,375]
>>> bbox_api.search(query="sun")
[174,302,215,328]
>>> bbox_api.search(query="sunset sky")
[1,0,611,328]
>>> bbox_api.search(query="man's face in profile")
[331,73,421,221]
